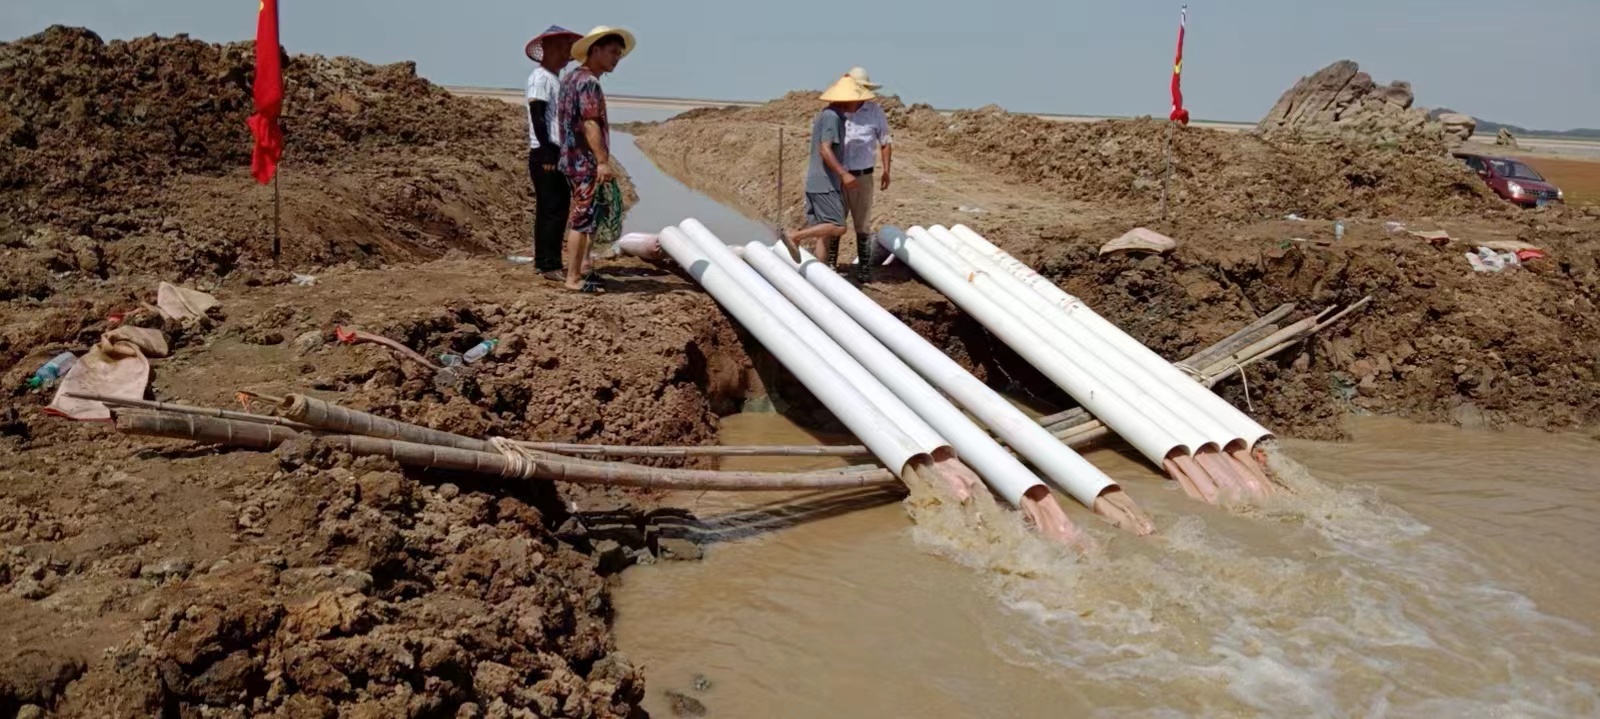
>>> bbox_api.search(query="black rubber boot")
[855,232,875,284]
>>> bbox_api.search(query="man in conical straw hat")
[837,67,893,283]
[557,26,636,293]
[779,74,874,263]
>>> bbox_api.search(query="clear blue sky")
[4,0,1595,129]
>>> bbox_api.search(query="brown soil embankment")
[1,26,676,718]
[634,93,1600,437]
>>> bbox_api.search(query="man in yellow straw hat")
[558,25,635,293]
[780,74,874,264]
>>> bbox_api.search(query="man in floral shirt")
[558,26,634,294]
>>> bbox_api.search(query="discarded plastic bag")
[1465,246,1520,273]
[44,326,168,421]
[1100,228,1177,256]
[156,282,219,322]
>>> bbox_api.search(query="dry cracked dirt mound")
[633,93,1600,437]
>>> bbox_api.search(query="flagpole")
[1160,123,1174,220]
[1161,4,1188,221]
[272,170,281,261]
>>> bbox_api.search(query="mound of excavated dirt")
[0,258,762,717]
[0,26,538,280]
[639,90,1499,225]
[633,94,1600,437]
[899,105,1499,224]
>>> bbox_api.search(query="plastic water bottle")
[462,339,498,364]
[26,351,77,389]
[1334,220,1346,243]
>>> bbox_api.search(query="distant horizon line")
[445,85,1263,129]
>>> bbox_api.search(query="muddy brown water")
[610,135,1600,716]
[615,416,1600,718]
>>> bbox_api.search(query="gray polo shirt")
[804,107,845,194]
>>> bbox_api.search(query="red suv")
[1453,152,1564,208]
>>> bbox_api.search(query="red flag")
[1169,5,1190,126]
[248,0,283,184]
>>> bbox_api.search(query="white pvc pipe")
[767,242,1118,509]
[923,225,1227,449]
[949,224,1274,447]
[677,219,949,459]
[878,226,1188,468]
[658,227,926,477]
[739,238,1049,506]
[907,226,1214,457]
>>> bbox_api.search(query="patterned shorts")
[567,174,600,234]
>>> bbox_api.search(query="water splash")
[903,445,1600,717]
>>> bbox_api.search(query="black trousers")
[529,149,569,273]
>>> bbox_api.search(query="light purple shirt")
[842,101,892,172]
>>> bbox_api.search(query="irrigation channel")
[607,132,1600,717]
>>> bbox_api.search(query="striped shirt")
[841,101,892,172]
[526,66,561,149]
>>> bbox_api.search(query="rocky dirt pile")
[640,90,1500,225]
[0,429,645,717]
[990,213,1600,435]
[633,93,1600,437]
[1255,60,1456,144]
[898,104,1499,224]
[0,26,535,280]
[0,259,763,717]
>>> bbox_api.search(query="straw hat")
[524,25,581,62]
[846,67,881,90]
[572,25,637,64]
[819,75,875,103]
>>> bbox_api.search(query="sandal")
[540,270,565,282]
[575,279,606,294]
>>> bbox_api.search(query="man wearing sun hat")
[525,25,582,281]
[779,74,874,264]
[557,25,635,294]
[838,66,893,283]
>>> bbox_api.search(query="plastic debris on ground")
[1101,227,1177,256]
[291,273,317,286]
[1465,246,1522,273]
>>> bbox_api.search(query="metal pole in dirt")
[272,170,282,261]
[776,126,784,228]
[1159,121,1175,220]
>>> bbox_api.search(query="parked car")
[1453,152,1564,208]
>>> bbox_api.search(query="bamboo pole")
[1034,303,1294,431]
[115,412,900,491]
[66,393,316,431]
[279,394,874,460]
[279,394,487,451]
[1200,296,1371,387]
[1185,302,1297,371]
[509,441,874,458]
